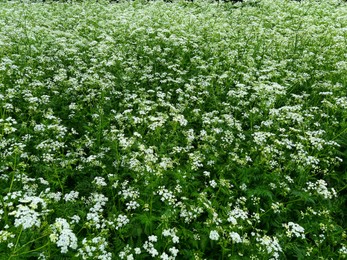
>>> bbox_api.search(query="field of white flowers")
[1,0,347,259]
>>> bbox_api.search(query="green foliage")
[0,0,347,259]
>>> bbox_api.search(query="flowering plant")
[0,0,347,259]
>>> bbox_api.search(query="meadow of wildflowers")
[0,0,347,258]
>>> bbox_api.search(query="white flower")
[257,235,282,257]
[162,228,179,243]
[157,186,177,205]
[77,236,110,259]
[50,218,77,254]
[149,248,159,257]
[148,235,157,242]
[283,222,305,239]
[116,214,129,229]
[126,254,134,260]
[45,191,62,202]
[339,245,347,255]
[169,247,179,257]
[160,252,169,260]
[173,114,187,126]
[93,177,107,187]
[203,171,210,177]
[230,232,242,243]
[19,196,46,210]
[12,205,41,229]
[209,230,219,241]
[0,230,15,242]
[304,179,337,199]
[229,207,248,220]
[227,215,237,225]
[271,202,282,213]
[162,229,172,237]
[63,191,79,202]
[126,200,140,211]
[172,235,179,244]
[70,215,81,224]
[209,180,217,188]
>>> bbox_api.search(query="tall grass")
[0,0,347,259]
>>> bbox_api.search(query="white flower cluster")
[227,207,249,225]
[18,196,47,209]
[0,117,17,134]
[44,189,62,202]
[11,205,41,229]
[143,235,159,257]
[339,245,347,256]
[271,202,282,214]
[0,230,15,243]
[209,230,220,241]
[115,214,129,230]
[119,245,141,260]
[173,114,188,126]
[50,218,78,254]
[157,186,177,206]
[38,252,47,260]
[77,236,112,260]
[179,204,204,223]
[159,248,179,260]
[125,200,140,211]
[0,0,346,259]
[283,222,305,239]
[162,228,179,244]
[256,235,282,259]
[63,190,79,202]
[253,131,275,146]
[9,195,47,230]
[188,151,205,170]
[115,181,141,211]
[86,193,109,229]
[93,177,107,187]
[304,179,337,199]
[118,181,140,200]
[209,180,217,188]
[229,231,242,244]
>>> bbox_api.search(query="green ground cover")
[0,0,347,258]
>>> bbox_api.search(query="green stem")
[337,184,347,193]
[8,152,18,193]
[11,242,50,258]
[12,233,49,255]
[8,173,15,194]
[333,127,347,141]
[9,226,23,259]
[54,166,64,193]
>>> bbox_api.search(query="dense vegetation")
[0,0,347,259]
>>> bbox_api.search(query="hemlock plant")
[0,0,347,259]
